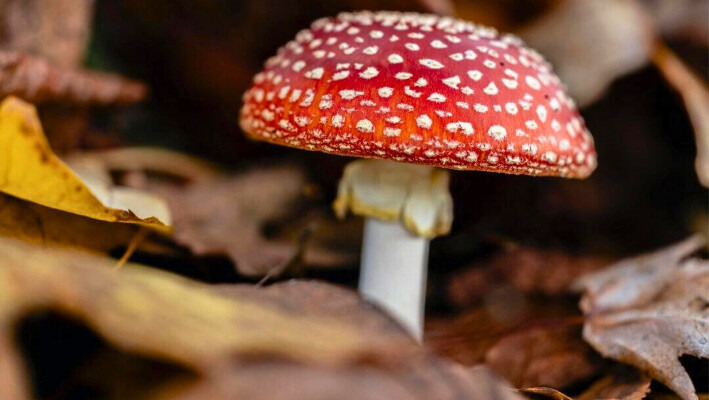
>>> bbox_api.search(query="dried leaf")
[0,237,521,400]
[75,147,351,276]
[448,246,610,307]
[574,236,709,400]
[0,97,169,231]
[577,367,651,400]
[0,51,146,106]
[427,290,594,390]
[652,44,709,188]
[519,387,574,400]
[518,0,655,106]
[485,326,598,389]
[0,0,94,68]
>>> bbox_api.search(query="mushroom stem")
[359,218,429,341]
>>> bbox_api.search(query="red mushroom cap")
[240,11,597,178]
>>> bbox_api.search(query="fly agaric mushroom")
[239,11,597,340]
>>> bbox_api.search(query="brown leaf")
[518,0,656,106]
[574,236,709,400]
[519,386,574,400]
[652,44,709,188]
[448,246,610,307]
[0,50,147,106]
[74,148,352,276]
[0,0,94,68]
[577,367,651,400]
[0,237,522,400]
[485,326,598,389]
[427,290,596,391]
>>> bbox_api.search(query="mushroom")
[239,11,597,340]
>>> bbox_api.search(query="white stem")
[359,218,429,341]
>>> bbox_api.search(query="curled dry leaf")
[574,236,709,400]
[651,44,709,188]
[518,0,655,107]
[484,326,598,390]
[0,237,522,400]
[0,96,170,232]
[448,245,610,307]
[577,367,651,400]
[0,51,146,106]
[0,0,94,68]
[77,147,351,276]
[519,387,573,400]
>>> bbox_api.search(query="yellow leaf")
[0,96,170,232]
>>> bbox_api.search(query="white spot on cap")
[332,70,350,81]
[370,30,384,38]
[446,122,474,135]
[408,32,424,39]
[536,105,547,122]
[414,78,428,87]
[319,95,333,110]
[395,72,413,80]
[456,101,469,109]
[525,120,538,130]
[419,58,444,69]
[416,115,432,129]
[449,53,463,61]
[502,78,518,89]
[289,89,302,102]
[356,119,374,133]
[385,116,401,124]
[442,76,461,89]
[474,103,488,113]
[405,43,420,51]
[467,70,483,81]
[488,125,507,140]
[542,151,558,162]
[388,54,403,63]
[331,114,344,127]
[461,87,474,95]
[304,67,324,79]
[427,93,446,103]
[404,86,422,98]
[363,46,379,55]
[526,76,541,90]
[522,143,537,155]
[383,127,401,137]
[505,102,518,115]
[397,103,414,111]
[464,50,477,59]
[431,40,447,48]
[292,61,306,72]
[339,89,364,100]
[483,82,499,95]
[483,59,497,68]
[378,87,394,97]
[360,67,379,79]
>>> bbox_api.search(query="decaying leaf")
[652,44,709,188]
[519,386,574,400]
[448,245,610,307]
[74,147,351,276]
[574,236,709,400]
[577,367,651,400]
[484,326,598,389]
[0,0,94,68]
[0,97,169,232]
[0,51,146,106]
[518,0,655,107]
[0,237,522,400]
